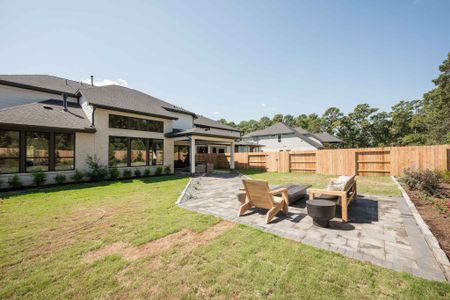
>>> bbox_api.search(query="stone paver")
[178,172,447,282]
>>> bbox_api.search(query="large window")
[109,137,128,167]
[26,132,50,172]
[0,130,20,174]
[55,133,75,171]
[109,136,164,167]
[109,114,164,133]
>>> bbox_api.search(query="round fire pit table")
[306,199,336,228]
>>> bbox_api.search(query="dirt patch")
[403,184,450,259]
[83,221,234,263]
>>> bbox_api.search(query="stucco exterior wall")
[172,112,193,130]
[257,134,318,151]
[0,84,77,109]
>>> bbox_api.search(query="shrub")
[8,175,22,189]
[164,165,172,175]
[54,174,66,184]
[122,169,132,178]
[401,168,441,195]
[32,170,47,187]
[437,170,450,183]
[109,167,120,180]
[144,169,151,177]
[85,155,108,182]
[134,169,141,178]
[71,169,84,182]
[154,166,163,176]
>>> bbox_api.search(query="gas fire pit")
[306,199,336,228]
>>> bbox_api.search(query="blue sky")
[1,0,449,122]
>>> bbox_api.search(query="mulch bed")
[402,183,450,259]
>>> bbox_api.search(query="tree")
[306,113,322,133]
[321,107,343,134]
[258,116,272,129]
[348,104,378,147]
[282,114,295,127]
[272,114,283,124]
[295,114,309,128]
[389,100,421,145]
[370,112,392,146]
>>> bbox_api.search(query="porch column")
[230,141,235,170]
[190,136,196,174]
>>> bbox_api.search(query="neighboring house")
[0,74,241,185]
[234,140,263,153]
[242,122,342,152]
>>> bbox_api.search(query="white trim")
[176,177,193,204]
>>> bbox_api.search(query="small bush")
[154,166,163,176]
[134,169,141,178]
[54,174,66,184]
[109,167,120,180]
[122,169,132,178]
[8,175,22,189]
[401,168,441,195]
[164,165,172,175]
[85,155,108,182]
[71,169,84,182]
[437,170,450,183]
[32,169,47,187]
[144,169,151,177]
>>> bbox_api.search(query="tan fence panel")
[197,144,449,176]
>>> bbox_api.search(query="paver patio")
[178,172,448,282]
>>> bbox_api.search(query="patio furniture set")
[237,175,357,227]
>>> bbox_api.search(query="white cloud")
[82,78,129,87]
[213,111,220,115]
[261,103,266,107]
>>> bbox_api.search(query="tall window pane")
[109,114,127,129]
[153,140,164,165]
[26,132,49,172]
[147,120,163,133]
[109,137,128,167]
[0,130,20,174]
[55,133,75,171]
[130,138,146,166]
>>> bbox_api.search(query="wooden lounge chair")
[238,179,289,223]
[308,175,357,222]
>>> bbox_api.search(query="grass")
[239,169,402,197]
[1,176,449,299]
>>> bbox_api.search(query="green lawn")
[239,169,402,197]
[1,176,449,299]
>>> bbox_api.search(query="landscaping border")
[392,176,450,281]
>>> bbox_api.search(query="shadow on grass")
[0,175,189,200]
[236,168,267,176]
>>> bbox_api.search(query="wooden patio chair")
[308,175,357,222]
[238,179,289,224]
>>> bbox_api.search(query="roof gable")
[194,115,241,132]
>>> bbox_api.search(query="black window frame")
[54,133,76,171]
[108,136,164,167]
[0,129,76,174]
[0,130,21,174]
[109,114,164,133]
[278,134,282,143]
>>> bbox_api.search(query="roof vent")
[43,105,53,110]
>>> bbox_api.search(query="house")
[242,122,342,151]
[0,74,241,186]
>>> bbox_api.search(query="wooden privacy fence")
[196,145,450,176]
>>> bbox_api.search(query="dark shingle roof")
[0,74,92,95]
[194,115,241,132]
[0,99,95,132]
[312,132,343,143]
[79,85,179,120]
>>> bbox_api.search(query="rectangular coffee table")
[237,183,311,205]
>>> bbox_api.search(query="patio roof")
[166,127,240,140]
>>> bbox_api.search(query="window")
[26,132,50,172]
[109,114,163,133]
[109,136,164,167]
[278,134,281,143]
[55,133,75,170]
[218,148,225,154]
[0,130,20,174]
[197,146,208,154]
[109,137,128,167]
[130,138,146,166]
[153,140,164,165]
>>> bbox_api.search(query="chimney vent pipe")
[62,93,68,111]
[90,75,94,86]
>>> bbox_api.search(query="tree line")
[219,52,450,148]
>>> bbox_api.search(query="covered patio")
[167,127,240,174]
